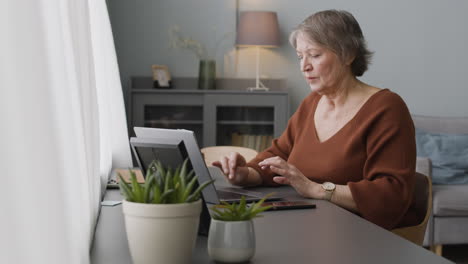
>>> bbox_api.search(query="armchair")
[392,172,432,246]
[413,115,468,255]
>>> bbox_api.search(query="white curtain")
[0,0,131,263]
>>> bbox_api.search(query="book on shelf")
[247,134,255,149]
[260,134,268,151]
[229,133,274,152]
[267,135,273,149]
[231,132,242,146]
[242,134,249,148]
[254,135,262,152]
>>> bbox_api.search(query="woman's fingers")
[215,152,246,181]
[260,157,316,198]
[219,156,230,175]
[269,165,287,176]
[228,152,239,179]
[212,160,222,169]
[259,156,286,169]
[212,153,249,186]
[273,176,290,185]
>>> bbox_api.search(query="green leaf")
[160,189,175,204]
[249,203,272,217]
[181,175,198,203]
[173,167,181,189]
[152,181,162,203]
[146,160,157,178]
[186,179,215,202]
[154,161,166,184]
[164,168,172,193]
[143,173,155,203]
[179,158,189,189]
[239,196,246,212]
[130,170,144,202]
[249,192,274,213]
[118,173,135,202]
[155,170,163,188]
[186,170,195,181]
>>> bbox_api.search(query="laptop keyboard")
[219,186,265,197]
[217,190,258,201]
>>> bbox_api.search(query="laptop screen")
[129,137,190,176]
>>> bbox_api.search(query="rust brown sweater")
[247,89,417,229]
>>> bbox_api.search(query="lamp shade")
[236,11,280,47]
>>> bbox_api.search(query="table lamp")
[236,11,280,91]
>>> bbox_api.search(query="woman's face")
[295,33,352,94]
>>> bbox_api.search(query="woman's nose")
[301,60,312,72]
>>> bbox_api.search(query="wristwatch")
[321,182,336,201]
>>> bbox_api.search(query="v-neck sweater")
[247,89,417,229]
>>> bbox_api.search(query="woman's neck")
[320,77,364,109]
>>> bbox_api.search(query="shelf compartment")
[144,105,203,122]
[216,124,273,150]
[216,106,274,122]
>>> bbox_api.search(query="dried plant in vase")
[168,25,233,90]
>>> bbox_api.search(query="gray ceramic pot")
[207,219,255,263]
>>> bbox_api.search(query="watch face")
[323,182,335,191]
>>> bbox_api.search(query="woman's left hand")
[258,156,319,198]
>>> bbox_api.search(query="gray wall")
[108,0,468,117]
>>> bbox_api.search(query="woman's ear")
[345,54,355,66]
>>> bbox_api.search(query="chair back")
[200,146,258,166]
[391,172,432,246]
[412,114,468,134]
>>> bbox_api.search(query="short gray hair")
[289,10,373,77]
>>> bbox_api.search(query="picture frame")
[151,64,172,89]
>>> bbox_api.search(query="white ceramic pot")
[122,199,201,264]
[207,219,255,263]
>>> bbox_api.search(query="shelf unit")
[129,87,289,150]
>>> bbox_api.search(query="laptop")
[132,127,283,205]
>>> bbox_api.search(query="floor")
[441,244,468,264]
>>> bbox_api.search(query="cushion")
[416,129,468,184]
[432,185,468,216]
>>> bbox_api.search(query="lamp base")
[246,87,269,92]
[247,79,270,92]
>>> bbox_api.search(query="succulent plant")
[118,158,214,204]
[211,194,274,221]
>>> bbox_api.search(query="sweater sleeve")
[246,93,314,186]
[348,94,416,230]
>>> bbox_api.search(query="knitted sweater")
[247,89,417,229]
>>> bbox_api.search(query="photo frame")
[152,64,172,89]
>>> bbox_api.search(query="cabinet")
[129,89,289,149]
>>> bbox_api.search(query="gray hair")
[289,10,373,77]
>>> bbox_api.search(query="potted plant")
[208,195,273,263]
[118,159,213,264]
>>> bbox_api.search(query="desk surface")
[91,179,451,263]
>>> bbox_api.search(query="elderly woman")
[213,10,417,230]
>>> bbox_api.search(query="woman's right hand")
[212,152,250,186]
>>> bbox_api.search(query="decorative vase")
[207,219,256,263]
[198,59,216,90]
[122,199,202,264]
